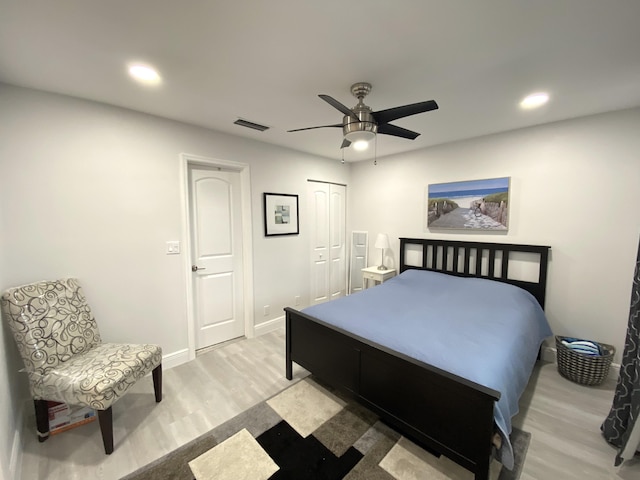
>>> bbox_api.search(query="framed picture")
[426,177,510,231]
[263,193,299,236]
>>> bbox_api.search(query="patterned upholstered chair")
[1,278,162,454]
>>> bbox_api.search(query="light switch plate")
[166,241,181,255]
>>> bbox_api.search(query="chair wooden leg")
[34,400,50,443]
[152,364,162,402]
[97,407,113,454]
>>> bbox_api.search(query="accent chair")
[1,277,162,454]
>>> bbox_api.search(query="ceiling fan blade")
[340,138,352,149]
[287,123,342,132]
[377,123,421,140]
[319,94,359,120]
[372,100,438,124]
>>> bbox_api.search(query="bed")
[285,237,552,480]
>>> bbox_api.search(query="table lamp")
[375,233,390,270]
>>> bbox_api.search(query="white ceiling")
[2,0,640,161]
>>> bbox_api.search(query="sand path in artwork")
[429,207,506,230]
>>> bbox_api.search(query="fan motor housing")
[343,110,377,139]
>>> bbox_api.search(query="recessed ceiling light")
[520,92,549,109]
[128,64,161,85]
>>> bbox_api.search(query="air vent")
[233,118,270,132]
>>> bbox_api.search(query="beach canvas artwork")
[426,177,510,231]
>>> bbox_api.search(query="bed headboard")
[399,238,551,308]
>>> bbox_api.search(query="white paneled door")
[308,181,346,305]
[190,168,244,349]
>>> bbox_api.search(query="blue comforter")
[302,269,552,469]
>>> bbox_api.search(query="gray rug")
[122,378,530,480]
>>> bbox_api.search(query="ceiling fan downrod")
[350,82,372,102]
[344,82,377,142]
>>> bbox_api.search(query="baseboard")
[162,348,190,370]
[540,345,557,363]
[254,315,285,336]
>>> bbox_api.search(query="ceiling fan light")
[344,129,376,143]
[352,140,369,151]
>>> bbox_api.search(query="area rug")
[122,377,530,480]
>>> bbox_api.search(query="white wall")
[0,326,24,480]
[0,208,11,480]
[0,164,27,480]
[350,107,640,362]
[249,156,350,329]
[0,83,350,478]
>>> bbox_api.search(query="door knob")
[191,265,206,272]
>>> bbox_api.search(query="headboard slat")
[431,244,438,270]
[452,246,460,273]
[463,247,470,275]
[475,249,482,277]
[501,250,509,279]
[488,249,496,277]
[442,246,449,272]
[422,244,428,269]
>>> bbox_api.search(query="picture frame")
[426,177,510,231]
[263,192,299,236]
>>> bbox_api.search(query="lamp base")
[377,248,387,271]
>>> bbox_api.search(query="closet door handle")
[191,265,206,272]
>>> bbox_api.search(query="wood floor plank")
[17,329,640,479]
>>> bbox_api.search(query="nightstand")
[362,266,397,289]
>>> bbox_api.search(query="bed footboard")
[285,307,499,480]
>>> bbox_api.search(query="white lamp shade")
[375,233,390,249]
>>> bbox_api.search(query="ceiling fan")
[288,82,439,150]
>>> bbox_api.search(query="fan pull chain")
[341,147,345,164]
[374,135,378,165]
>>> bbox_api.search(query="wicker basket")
[555,336,615,386]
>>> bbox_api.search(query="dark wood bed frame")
[285,237,550,480]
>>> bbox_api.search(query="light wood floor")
[17,329,640,479]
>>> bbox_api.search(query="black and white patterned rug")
[123,377,530,480]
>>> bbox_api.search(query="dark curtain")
[601,236,640,465]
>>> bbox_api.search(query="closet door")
[308,181,346,305]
